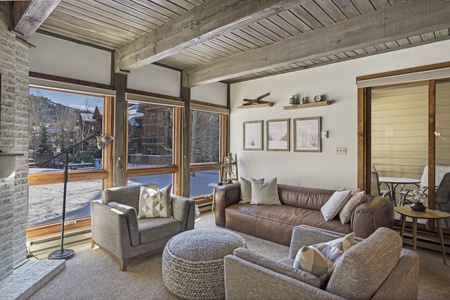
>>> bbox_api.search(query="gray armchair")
[91,184,195,271]
[225,225,419,300]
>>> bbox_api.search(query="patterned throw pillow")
[293,232,355,283]
[138,184,172,219]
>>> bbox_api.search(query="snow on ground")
[28,169,219,226]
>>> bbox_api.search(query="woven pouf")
[162,228,246,300]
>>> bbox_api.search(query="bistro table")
[379,177,420,205]
[395,206,450,265]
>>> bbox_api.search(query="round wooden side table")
[394,206,450,265]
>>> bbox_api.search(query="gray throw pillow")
[240,177,264,203]
[250,177,281,205]
[320,190,351,221]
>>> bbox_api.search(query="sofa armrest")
[91,200,134,258]
[224,255,344,300]
[214,182,241,227]
[171,195,195,231]
[351,196,394,238]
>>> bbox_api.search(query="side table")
[208,183,223,212]
[394,206,450,265]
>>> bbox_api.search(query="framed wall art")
[294,117,321,152]
[243,120,263,150]
[266,119,290,151]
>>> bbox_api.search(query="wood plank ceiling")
[28,0,450,85]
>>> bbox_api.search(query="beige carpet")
[29,212,450,300]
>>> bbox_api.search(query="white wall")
[29,33,111,85]
[191,82,228,106]
[128,64,181,98]
[230,39,450,190]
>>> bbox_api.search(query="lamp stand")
[48,150,74,260]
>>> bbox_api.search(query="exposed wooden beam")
[115,0,309,73]
[12,0,60,38]
[187,0,450,86]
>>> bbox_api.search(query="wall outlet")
[336,147,347,155]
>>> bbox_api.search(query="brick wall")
[0,2,29,281]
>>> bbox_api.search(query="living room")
[1,1,450,299]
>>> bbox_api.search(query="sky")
[30,88,103,112]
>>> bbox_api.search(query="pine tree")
[35,124,53,155]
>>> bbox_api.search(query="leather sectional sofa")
[215,182,393,245]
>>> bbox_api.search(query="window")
[27,87,111,233]
[127,102,173,166]
[190,110,224,198]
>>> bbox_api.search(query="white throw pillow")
[240,177,264,203]
[320,190,351,221]
[339,191,366,224]
[250,177,281,205]
[138,184,172,218]
[294,232,355,283]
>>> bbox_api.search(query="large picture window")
[127,102,174,167]
[28,87,110,232]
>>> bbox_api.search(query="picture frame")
[266,119,290,151]
[294,117,321,152]
[243,120,263,150]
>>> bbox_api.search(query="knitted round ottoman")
[162,228,246,300]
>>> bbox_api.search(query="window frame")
[189,100,229,201]
[27,74,115,238]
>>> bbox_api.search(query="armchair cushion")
[103,183,158,209]
[108,202,140,246]
[138,184,172,219]
[138,217,181,244]
[326,227,402,299]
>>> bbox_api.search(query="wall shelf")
[238,103,273,109]
[283,101,330,110]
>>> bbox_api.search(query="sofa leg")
[120,259,131,271]
[90,240,96,249]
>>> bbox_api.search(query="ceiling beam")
[12,0,60,39]
[115,0,309,73]
[187,0,450,86]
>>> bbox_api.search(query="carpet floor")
[29,212,450,300]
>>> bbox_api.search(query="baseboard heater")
[27,227,91,256]
[197,202,212,213]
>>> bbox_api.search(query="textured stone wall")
[0,2,29,281]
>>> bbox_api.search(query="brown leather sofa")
[215,182,393,246]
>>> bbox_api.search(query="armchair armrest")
[90,200,134,258]
[215,182,241,227]
[171,195,195,231]
[351,196,394,238]
[107,202,139,246]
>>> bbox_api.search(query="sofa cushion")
[240,177,264,203]
[138,217,181,244]
[339,191,366,224]
[234,247,321,288]
[250,177,281,205]
[320,190,351,221]
[138,184,172,219]
[326,227,402,299]
[294,232,354,283]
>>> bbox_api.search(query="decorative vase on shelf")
[410,190,427,212]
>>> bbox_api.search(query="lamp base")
[48,248,74,260]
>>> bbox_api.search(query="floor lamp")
[39,132,114,260]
